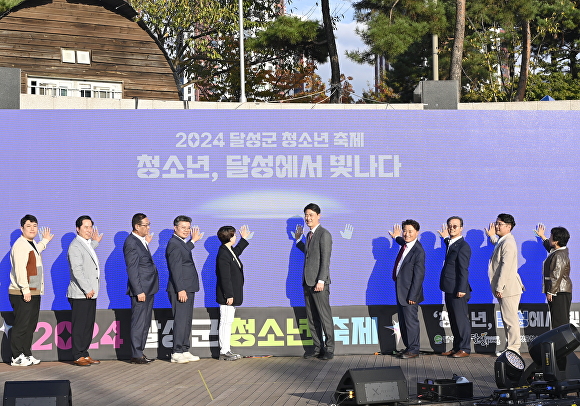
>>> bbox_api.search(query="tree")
[321,0,341,103]
[449,0,465,97]
[515,19,531,101]
[348,0,446,102]
[130,0,329,101]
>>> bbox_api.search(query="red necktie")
[392,245,407,281]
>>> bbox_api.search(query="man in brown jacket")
[9,214,54,366]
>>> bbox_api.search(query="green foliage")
[0,0,23,14]
[131,0,329,101]
[247,16,328,64]
[349,0,447,102]
[526,72,580,100]
[349,0,446,64]
[351,0,580,102]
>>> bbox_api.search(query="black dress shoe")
[303,351,320,359]
[144,355,155,362]
[130,356,150,364]
[321,352,334,360]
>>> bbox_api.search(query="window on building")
[27,77,122,99]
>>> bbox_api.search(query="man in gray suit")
[67,215,103,366]
[486,213,525,355]
[295,203,334,360]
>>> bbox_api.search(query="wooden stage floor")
[0,353,516,406]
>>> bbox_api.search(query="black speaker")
[0,67,21,109]
[3,380,71,406]
[335,366,408,405]
[413,80,459,110]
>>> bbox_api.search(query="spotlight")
[495,350,525,389]
[523,324,580,384]
[528,324,580,366]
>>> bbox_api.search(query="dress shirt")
[396,238,417,277]
[447,235,463,250]
[297,224,324,285]
[496,234,509,245]
[76,235,99,271]
[132,232,150,251]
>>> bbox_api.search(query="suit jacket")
[488,233,524,297]
[297,226,332,287]
[67,236,100,299]
[216,238,249,306]
[440,237,471,299]
[166,234,200,294]
[395,236,425,306]
[124,233,159,297]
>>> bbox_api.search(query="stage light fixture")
[528,324,580,366]
[494,350,525,389]
[523,323,580,383]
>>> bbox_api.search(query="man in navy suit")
[124,213,159,364]
[389,219,425,359]
[166,215,203,364]
[437,216,472,358]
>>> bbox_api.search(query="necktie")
[392,244,407,281]
[306,231,313,248]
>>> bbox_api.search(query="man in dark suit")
[295,203,334,360]
[437,216,472,358]
[389,219,425,359]
[124,213,159,364]
[166,215,203,364]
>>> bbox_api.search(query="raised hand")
[437,223,449,239]
[91,227,104,243]
[191,225,204,243]
[534,223,546,240]
[484,223,496,238]
[388,224,402,239]
[239,225,254,240]
[40,227,54,242]
[294,224,304,240]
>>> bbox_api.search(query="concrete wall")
[18,94,580,110]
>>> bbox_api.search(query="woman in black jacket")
[216,225,251,361]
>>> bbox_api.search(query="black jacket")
[216,238,249,306]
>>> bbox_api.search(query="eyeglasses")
[447,225,461,230]
[138,223,151,227]
[495,222,509,227]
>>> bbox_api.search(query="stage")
[0,352,506,405]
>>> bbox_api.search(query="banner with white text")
[0,110,578,312]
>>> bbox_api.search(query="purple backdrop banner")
[0,110,577,311]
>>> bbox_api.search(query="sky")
[288,0,375,100]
